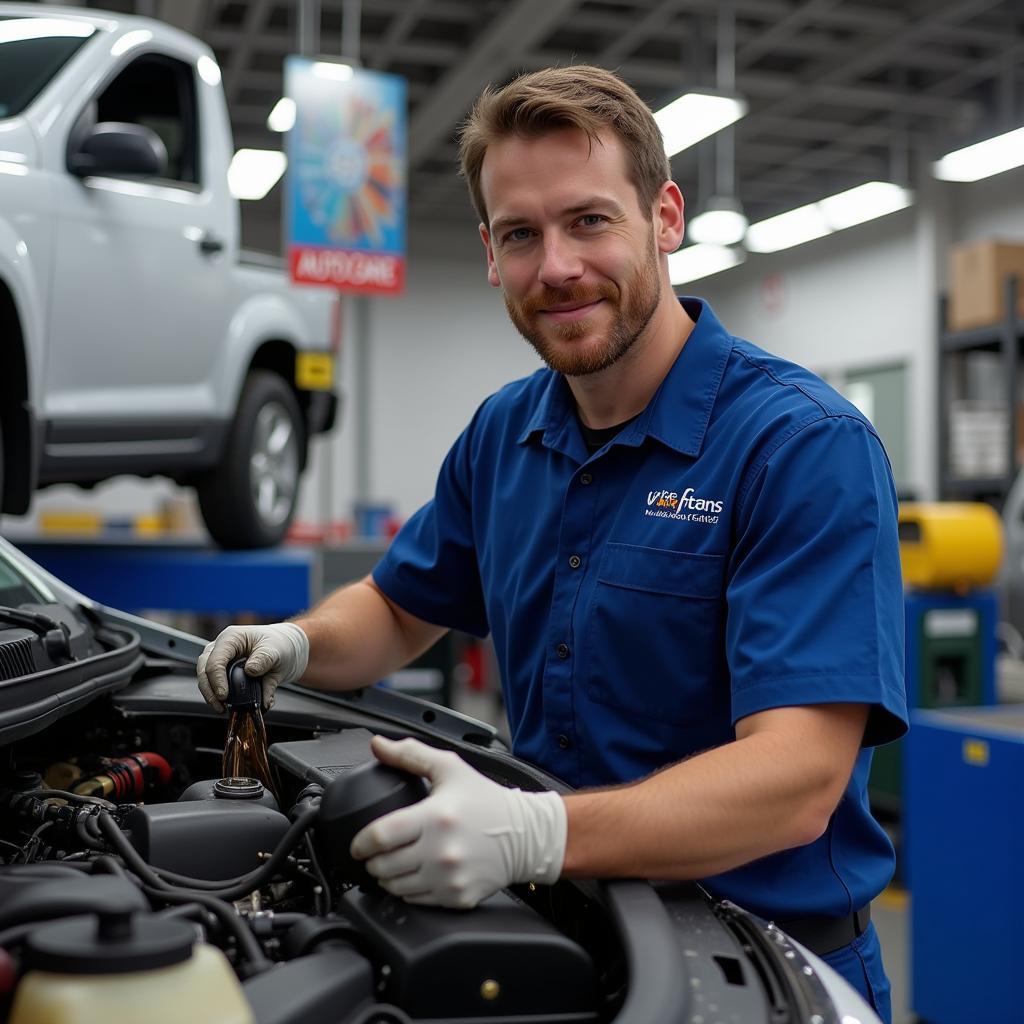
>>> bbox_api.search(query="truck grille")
[0,638,35,681]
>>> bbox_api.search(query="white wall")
[696,208,920,377]
[953,163,1024,245]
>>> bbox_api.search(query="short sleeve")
[372,419,489,639]
[726,415,907,746]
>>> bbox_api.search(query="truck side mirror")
[67,122,168,178]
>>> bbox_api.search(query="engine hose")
[28,789,115,809]
[75,815,107,851]
[3,791,115,828]
[96,806,319,901]
[89,856,130,882]
[71,752,173,802]
[91,816,270,974]
[136,880,270,977]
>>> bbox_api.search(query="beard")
[503,234,661,377]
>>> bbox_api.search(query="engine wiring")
[0,786,328,979]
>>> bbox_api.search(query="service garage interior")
[2,3,1024,1024]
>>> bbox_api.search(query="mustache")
[517,283,618,317]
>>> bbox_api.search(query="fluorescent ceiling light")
[745,181,913,253]
[228,149,287,200]
[817,181,912,230]
[0,18,94,43]
[267,97,296,133]
[933,125,1024,182]
[688,196,748,246]
[312,61,354,81]
[745,203,830,254]
[654,92,747,158]
[668,243,744,285]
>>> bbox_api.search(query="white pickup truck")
[0,4,339,548]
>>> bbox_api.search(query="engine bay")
[0,668,621,1024]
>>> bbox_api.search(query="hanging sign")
[285,56,407,294]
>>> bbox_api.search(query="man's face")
[479,128,666,377]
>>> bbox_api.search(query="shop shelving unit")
[938,275,1024,507]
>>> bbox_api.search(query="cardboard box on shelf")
[948,240,1024,332]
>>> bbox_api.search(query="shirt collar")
[517,297,734,459]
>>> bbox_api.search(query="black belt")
[775,904,871,957]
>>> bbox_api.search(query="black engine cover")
[340,887,598,1020]
[125,800,290,880]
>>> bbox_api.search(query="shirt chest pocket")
[584,543,729,728]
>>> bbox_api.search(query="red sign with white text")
[289,245,405,295]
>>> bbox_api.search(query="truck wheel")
[196,371,305,549]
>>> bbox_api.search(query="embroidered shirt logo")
[645,487,723,523]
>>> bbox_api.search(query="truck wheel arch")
[248,339,312,470]
[0,281,35,515]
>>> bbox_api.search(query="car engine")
[0,667,617,1024]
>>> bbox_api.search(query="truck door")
[45,51,231,429]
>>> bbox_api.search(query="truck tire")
[196,371,305,549]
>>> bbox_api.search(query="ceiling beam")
[738,139,884,172]
[744,0,1007,131]
[572,0,906,36]
[814,83,980,119]
[598,0,686,66]
[931,37,1024,98]
[371,0,432,69]
[321,0,470,21]
[736,0,843,69]
[207,28,462,65]
[224,0,273,106]
[408,0,583,168]
[742,119,910,200]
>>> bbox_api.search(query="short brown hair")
[458,65,670,226]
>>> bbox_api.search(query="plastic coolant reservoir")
[11,912,255,1024]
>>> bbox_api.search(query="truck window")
[0,17,96,119]
[94,53,200,186]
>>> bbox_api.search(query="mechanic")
[197,65,906,1021]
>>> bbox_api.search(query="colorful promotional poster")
[285,57,407,295]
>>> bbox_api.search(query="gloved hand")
[350,735,567,909]
[196,622,309,713]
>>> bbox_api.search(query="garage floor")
[874,890,911,1023]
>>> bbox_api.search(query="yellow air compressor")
[898,502,1003,592]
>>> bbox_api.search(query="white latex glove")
[350,735,567,909]
[196,622,309,713]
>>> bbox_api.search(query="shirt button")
[557,734,571,749]
[579,472,593,485]
[556,642,570,659]
[569,554,582,569]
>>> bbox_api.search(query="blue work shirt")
[373,298,907,920]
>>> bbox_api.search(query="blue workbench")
[14,539,318,616]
